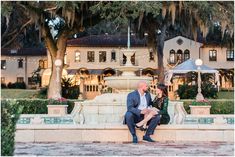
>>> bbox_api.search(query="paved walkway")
[15,141,234,156]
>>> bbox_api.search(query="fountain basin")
[104,76,152,92]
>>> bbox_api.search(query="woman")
[136,83,170,130]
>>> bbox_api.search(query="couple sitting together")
[124,81,170,143]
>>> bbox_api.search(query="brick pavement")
[14,141,234,156]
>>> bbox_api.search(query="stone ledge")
[15,124,234,143]
[16,124,234,130]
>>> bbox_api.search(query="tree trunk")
[42,25,68,99]
[156,23,167,84]
[47,56,64,99]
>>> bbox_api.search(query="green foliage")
[191,101,210,106]
[182,100,234,114]
[177,83,218,99]
[90,1,162,25]
[35,87,48,99]
[1,83,7,88]
[7,82,26,89]
[1,99,77,114]
[217,91,234,99]
[1,99,23,156]
[1,89,40,99]
[1,1,13,17]
[61,78,80,99]
[48,97,68,105]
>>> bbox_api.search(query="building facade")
[42,35,234,100]
[2,35,233,99]
[1,48,47,88]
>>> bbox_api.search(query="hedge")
[181,99,234,114]
[1,99,23,156]
[1,99,81,115]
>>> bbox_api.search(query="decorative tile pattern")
[225,117,234,124]
[43,117,74,124]
[17,117,31,124]
[198,118,214,124]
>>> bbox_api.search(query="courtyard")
[14,141,234,156]
[1,1,234,157]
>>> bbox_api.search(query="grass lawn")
[1,89,40,99]
[217,91,234,99]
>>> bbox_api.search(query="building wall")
[201,47,234,69]
[163,36,203,68]
[1,56,47,87]
[47,46,158,70]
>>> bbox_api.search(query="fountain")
[104,22,152,93]
[70,22,153,124]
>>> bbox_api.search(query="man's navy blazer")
[124,90,153,124]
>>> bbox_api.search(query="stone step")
[15,124,234,143]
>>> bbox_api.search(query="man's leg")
[145,114,161,136]
[125,111,136,135]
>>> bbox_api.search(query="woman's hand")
[140,108,151,114]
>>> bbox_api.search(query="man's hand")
[141,108,151,114]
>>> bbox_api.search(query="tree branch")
[42,24,58,59]
[2,19,32,48]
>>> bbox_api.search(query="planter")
[189,105,211,115]
[47,105,68,115]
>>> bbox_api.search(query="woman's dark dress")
[152,97,170,124]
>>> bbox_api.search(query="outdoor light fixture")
[54,59,62,83]
[195,59,204,101]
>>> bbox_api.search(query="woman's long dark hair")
[155,83,168,109]
[157,83,168,98]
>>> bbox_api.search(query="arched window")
[75,51,81,62]
[39,60,44,69]
[184,49,190,61]
[169,49,175,64]
[176,49,183,63]
[43,60,48,68]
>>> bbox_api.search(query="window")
[149,50,154,61]
[64,53,67,64]
[86,85,89,91]
[39,60,48,69]
[17,77,24,83]
[43,60,48,68]
[131,53,135,65]
[184,49,190,61]
[111,50,116,62]
[99,51,106,62]
[87,51,95,62]
[1,60,6,70]
[176,50,183,63]
[75,51,81,62]
[18,59,23,68]
[39,60,44,69]
[226,50,234,61]
[169,50,175,64]
[209,49,217,61]
[1,77,5,84]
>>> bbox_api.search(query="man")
[124,81,161,143]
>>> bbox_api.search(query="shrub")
[7,82,15,89]
[1,83,7,88]
[191,99,211,106]
[14,82,26,89]
[0,99,77,114]
[177,83,218,99]
[7,82,26,89]
[1,99,23,156]
[182,100,234,114]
